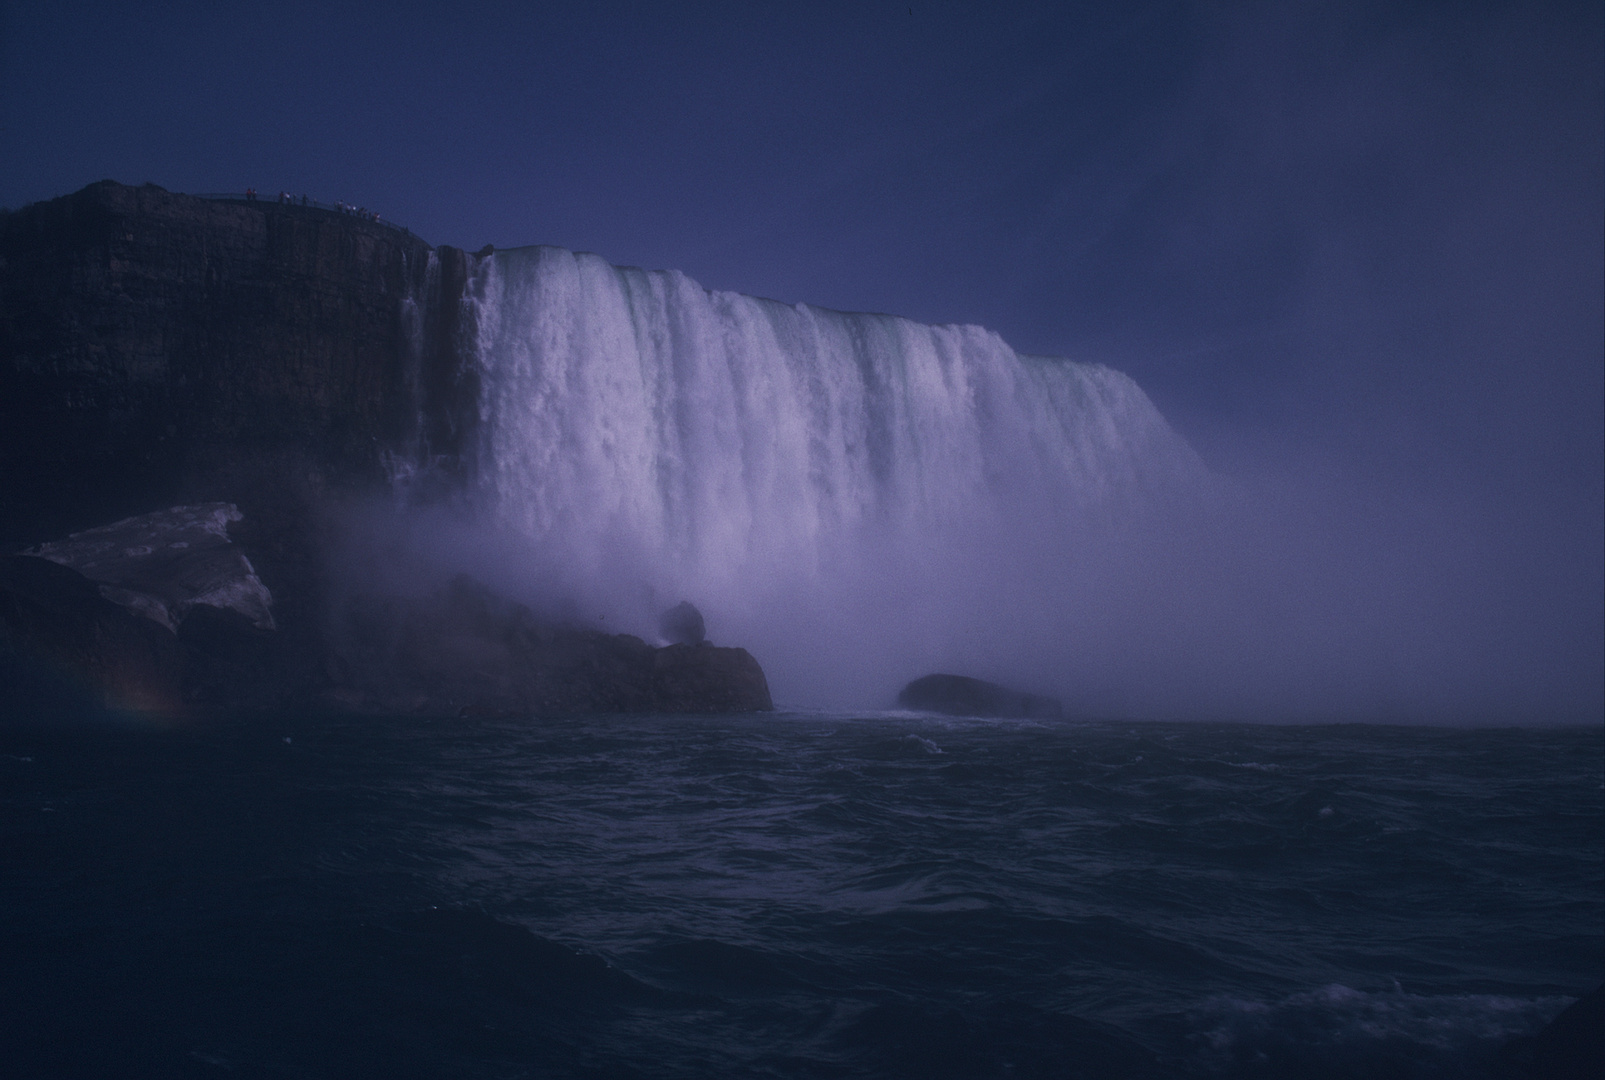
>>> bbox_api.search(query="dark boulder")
[177,603,299,715]
[17,502,313,714]
[897,673,1062,719]
[330,575,772,716]
[659,600,706,646]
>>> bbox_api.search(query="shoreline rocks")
[329,575,771,718]
[2,509,774,721]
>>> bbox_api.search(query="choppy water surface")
[2,713,1599,1078]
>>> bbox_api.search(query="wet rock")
[653,642,772,713]
[5,519,775,719]
[659,601,706,646]
[331,575,772,716]
[897,673,1062,719]
[1,504,309,717]
[27,503,274,632]
[177,603,295,714]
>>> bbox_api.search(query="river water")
[2,712,1598,1078]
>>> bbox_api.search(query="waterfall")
[458,245,1207,707]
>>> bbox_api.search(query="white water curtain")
[461,246,1204,707]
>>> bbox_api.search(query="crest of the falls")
[461,245,1207,707]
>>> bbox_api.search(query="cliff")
[0,181,477,543]
[0,182,772,718]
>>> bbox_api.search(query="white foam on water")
[1195,983,1571,1061]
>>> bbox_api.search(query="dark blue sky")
[4,1,1601,714]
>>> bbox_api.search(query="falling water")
[460,246,1208,707]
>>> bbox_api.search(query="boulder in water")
[897,673,1063,719]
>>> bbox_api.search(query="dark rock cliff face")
[0,182,485,715]
[0,181,773,718]
[0,181,477,545]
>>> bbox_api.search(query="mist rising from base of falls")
[355,245,1590,723]
[345,482,1577,723]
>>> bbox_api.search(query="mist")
[351,428,1579,723]
[1144,1,1605,723]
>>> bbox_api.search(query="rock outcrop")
[331,575,771,716]
[1,504,314,717]
[659,601,707,646]
[26,503,274,633]
[2,528,774,720]
[897,673,1063,719]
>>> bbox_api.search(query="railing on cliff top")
[192,193,419,239]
